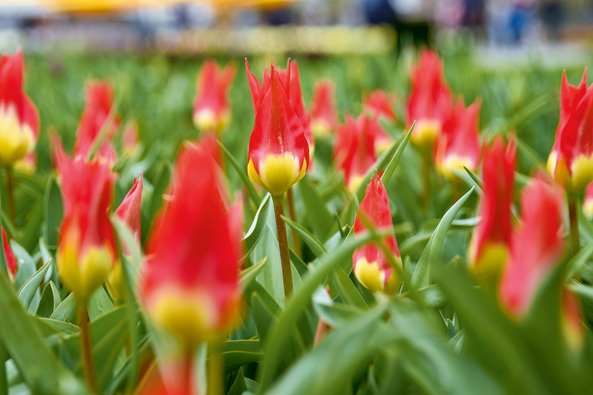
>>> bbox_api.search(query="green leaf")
[36,281,61,318]
[463,166,484,191]
[312,286,363,327]
[411,187,474,289]
[43,176,63,250]
[87,287,115,322]
[12,240,38,290]
[243,194,271,259]
[565,240,593,280]
[218,140,261,206]
[298,176,333,241]
[282,215,327,258]
[220,339,264,374]
[251,292,276,345]
[241,257,268,291]
[381,123,413,186]
[227,369,248,395]
[257,232,376,392]
[16,259,51,309]
[0,265,88,394]
[149,160,172,219]
[50,293,76,323]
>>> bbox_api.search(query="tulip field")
[2,43,593,395]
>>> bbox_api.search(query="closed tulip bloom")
[2,227,17,281]
[108,174,143,300]
[434,98,481,181]
[74,81,120,166]
[406,50,453,147]
[140,139,242,345]
[353,173,401,295]
[310,79,338,138]
[0,49,39,166]
[468,136,516,286]
[246,59,309,196]
[499,174,566,317]
[281,61,314,157]
[547,69,593,193]
[52,136,118,301]
[364,90,397,123]
[193,61,236,135]
[334,114,378,192]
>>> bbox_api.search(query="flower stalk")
[286,187,301,256]
[273,194,293,298]
[568,193,580,257]
[77,302,97,393]
[207,340,223,395]
[4,167,15,224]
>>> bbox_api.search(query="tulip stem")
[568,195,580,257]
[77,302,97,393]
[421,150,431,217]
[4,167,15,224]
[286,187,301,256]
[207,340,223,395]
[0,342,7,395]
[273,195,293,297]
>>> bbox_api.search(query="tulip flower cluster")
[2,48,593,395]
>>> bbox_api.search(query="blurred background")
[0,0,591,193]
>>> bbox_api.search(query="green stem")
[286,187,301,256]
[568,194,580,257]
[421,150,431,217]
[207,340,223,395]
[77,302,97,393]
[4,167,15,225]
[273,195,293,298]
[0,342,7,395]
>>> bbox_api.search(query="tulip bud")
[246,59,309,196]
[108,174,143,301]
[140,138,242,346]
[52,135,118,301]
[499,173,566,317]
[0,49,39,167]
[334,114,379,192]
[122,120,140,156]
[434,98,481,181]
[193,60,236,135]
[406,50,453,147]
[2,227,17,281]
[547,69,593,193]
[310,80,338,139]
[353,173,402,295]
[468,136,516,286]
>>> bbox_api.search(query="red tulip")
[406,49,453,147]
[547,69,593,192]
[74,81,120,166]
[2,227,17,281]
[52,134,118,301]
[499,173,566,317]
[246,59,309,196]
[108,175,143,300]
[310,79,338,138]
[0,49,39,166]
[434,98,481,180]
[364,90,397,123]
[334,114,379,192]
[468,136,516,285]
[193,60,236,135]
[353,173,401,295]
[122,120,140,156]
[561,288,584,352]
[140,138,242,345]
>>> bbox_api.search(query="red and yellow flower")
[334,114,379,192]
[353,173,401,295]
[406,49,453,147]
[193,60,236,135]
[108,174,143,300]
[364,90,396,123]
[468,136,516,286]
[547,69,593,193]
[2,227,17,281]
[74,81,120,166]
[310,79,338,139]
[139,138,242,346]
[434,98,481,181]
[0,49,39,167]
[52,135,118,301]
[246,59,310,196]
